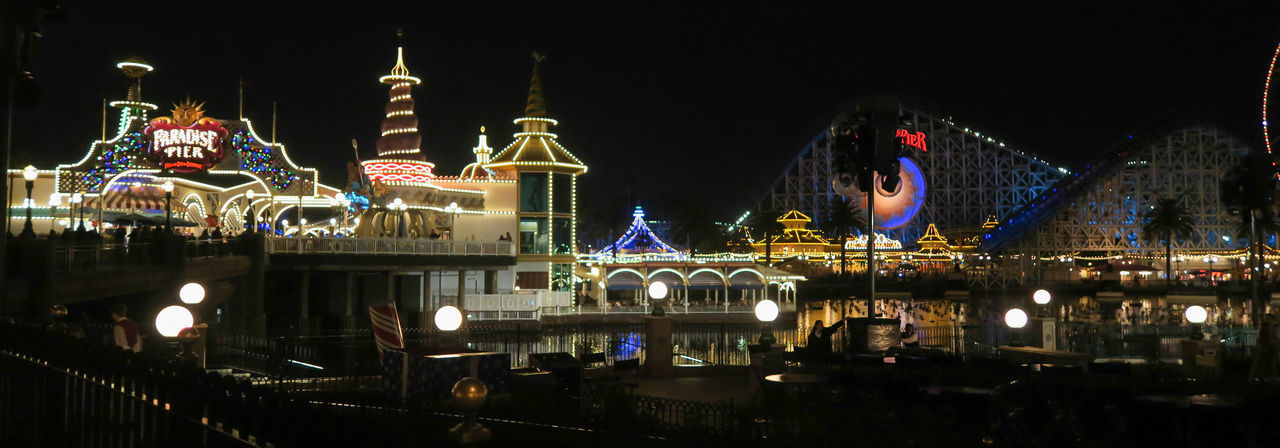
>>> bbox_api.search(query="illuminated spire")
[474,126,492,164]
[375,45,426,160]
[107,57,158,136]
[524,52,547,117]
[459,126,495,179]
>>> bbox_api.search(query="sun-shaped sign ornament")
[144,99,228,173]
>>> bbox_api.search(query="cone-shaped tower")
[524,54,547,117]
[375,47,426,160]
[363,46,436,185]
[488,54,586,174]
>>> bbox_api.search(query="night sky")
[12,1,1280,226]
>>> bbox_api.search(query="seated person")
[901,323,920,348]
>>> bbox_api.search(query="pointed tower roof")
[374,46,429,162]
[593,206,683,257]
[524,53,548,117]
[982,214,1000,230]
[488,53,587,173]
[459,126,497,180]
[776,210,813,230]
[913,223,952,258]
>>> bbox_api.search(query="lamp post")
[70,192,84,232]
[161,181,174,232]
[390,198,405,238]
[48,193,61,232]
[436,305,463,345]
[245,190,257,232]
[1033,289,1051,318]
[444,201,461,240]
[648,281,668,316]
[1185,305,1207,340]
[1203,256,1219,285]
[755,299,779,345]
[1004,308,1028,347]
[20,165,37,237]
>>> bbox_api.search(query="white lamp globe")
[1004,308,1028,329]
[155,306,194,337]
[1185,305,1208,324]
[435,305,463,332]
[179,282,206,304]
[755,299,779,322]
[647,281,669,300]
[1033,289,1051,305]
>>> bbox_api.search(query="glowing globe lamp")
[1004,308,1028,329]
[647,281,668,300]
[179,282,206,304]
[1033,289,1051,305]
[435,305,463,332]
[1185,305,1208,324]
[155,306,194,337]
[755,299,779,322]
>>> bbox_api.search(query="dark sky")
[13,1,1280,224]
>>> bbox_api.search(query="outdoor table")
[764,374,830,408]
[1132,394,1190,407]
[892,355,931,367]
[1187,394,1245,446]
[1188,393,1240,408]
[920,386,994,397]
[764,373,828,384]
[847,353,885,366]
[1020,363,1083,378]
[1129,395,1192,446]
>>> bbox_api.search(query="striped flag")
[368,300,405,357]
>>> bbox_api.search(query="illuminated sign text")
[144,119,227,173]
[896,129,927,152]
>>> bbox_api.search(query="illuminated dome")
[459,127,496,180]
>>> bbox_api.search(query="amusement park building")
[758,97,1262,265]
[6,46,588,318]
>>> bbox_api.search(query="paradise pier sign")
[144,100,228,173]
[56,97,317,196]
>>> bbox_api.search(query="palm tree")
[826,195,867,274]
[1141,196,1194,288]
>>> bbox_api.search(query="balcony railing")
[265,237,515,257]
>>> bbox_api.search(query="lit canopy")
[592,206,682,257]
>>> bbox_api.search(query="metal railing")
[556,302,797,316]
[53,239,240,272]
[265,237,515,256]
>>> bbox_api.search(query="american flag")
[368,300,405,357]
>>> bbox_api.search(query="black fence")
[0,322,737,447]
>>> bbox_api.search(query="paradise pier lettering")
[896,129,928,152]
[144,120,228,173]
[152,128,218,158]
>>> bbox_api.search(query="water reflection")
[461,323,799,368]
